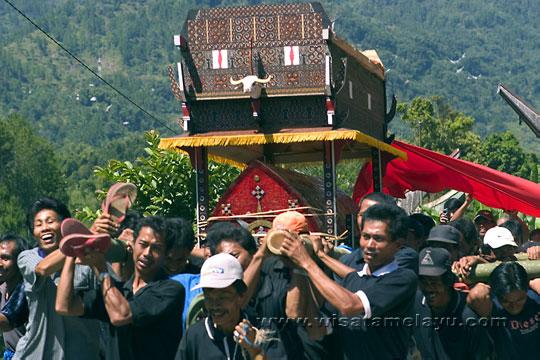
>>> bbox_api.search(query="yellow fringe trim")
[159,129,406,160]
[174,148,247,169]
[209,154,247,169]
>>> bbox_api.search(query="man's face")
[499,290,527,315]
[419,275,452,314]
[493,245,517,260]
[132,226,167,275]
[165,246,191,275]
[360,220,400,271]
[204,285,243,331]
[405,229,423,251]
[0,241,20,284]
[216,240,252,271]
[33,209,62,253]
[357,199,379,227]
[459,236,477,258]
[476,219,495,238]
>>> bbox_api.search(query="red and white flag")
[284,46,300,66]
[212,49,229,69]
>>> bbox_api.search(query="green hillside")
[327,0,539,149]
[0,0,538,214]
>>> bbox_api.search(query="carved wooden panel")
[172,3,386,137]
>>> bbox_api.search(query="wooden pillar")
[323,141,338,236]
[345,213,356,248]
[371,147,383,192]
[194,147,209,244]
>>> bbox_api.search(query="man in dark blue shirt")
[280,204,418,359]
[176,253,286,359]
[414,247,492,359]
[336,192,418,278]
[468,262,540,359]
[56,216,185,360]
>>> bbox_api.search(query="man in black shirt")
[414,247,492,359]
[280,204,418,359]
[337,193,418,277]
[337,241,419,276]
[243,212,328,359]
[468,262,540,359]
[56,216,185,360]
[176,253,286,359]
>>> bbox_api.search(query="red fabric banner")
[353,141,540,217]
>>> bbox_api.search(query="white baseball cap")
[192,253,244,290]
[483,226,518,249]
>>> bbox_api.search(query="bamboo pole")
[199,211,336,226]
[466,259,540,283]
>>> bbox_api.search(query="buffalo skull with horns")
[230,75,273,98]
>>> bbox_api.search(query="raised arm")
[242,237,269,308]
[100,272,132,326]
[450,193,473,221]
[88,253,133,326]
[55,256,84,316]
[310,236,356,279]
[76,250,133,326]
[280,235,364,317]
[35,249,65,277]
[466,282,493,317]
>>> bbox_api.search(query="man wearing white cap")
[176,253,286,360]
[453,226,519,281]
[483,226,518,260]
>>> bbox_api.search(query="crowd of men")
[1,193,540,359]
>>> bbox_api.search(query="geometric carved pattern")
[288,199,299,209]
[182,46,327,98]
[251,185,265,201]
[172,3,386,137]
[188,96,328,134]
[251,185,265,213]
[323,143,336,235]
[195,148,209,238]
[183,2,329,99]
[221,203,233,215]
[197,3,316,19]
[167,65,182,100]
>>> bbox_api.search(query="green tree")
[0,114,68,234]
[60,134,145,212]
[397,96,481,157]
[469,131,538,180]
[287,159,365,195]
[89,130,240,221]
[396,97,538,181]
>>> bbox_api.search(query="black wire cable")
[2,0,176,134]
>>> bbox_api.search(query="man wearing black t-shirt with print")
[414,247,492,359]
[280,204,418,360]
[56,216,185,360]
[467,262,540,359]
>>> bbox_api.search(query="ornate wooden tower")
[159,2,406,240]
